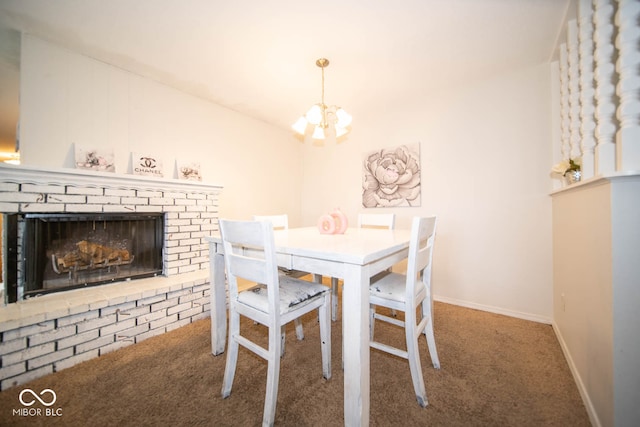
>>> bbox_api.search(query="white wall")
[301,63,555,322]
[19,34,303,225]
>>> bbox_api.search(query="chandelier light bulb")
[292,116,308,135]
[312,125,325,140]
[306,104,323,125]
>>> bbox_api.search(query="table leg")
[209,245,227,355]
[342,265,370,426]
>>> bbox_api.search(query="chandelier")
[292,58,352,140]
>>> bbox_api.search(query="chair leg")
[369,306,376,340]
[280,325,286,357]
[422,300,440,369]
[294,318,305,340]
[331,277,339,321]
[221,309,240,398]
[264,321,282,426]
[319,293,332,379]
[406,313,428,407]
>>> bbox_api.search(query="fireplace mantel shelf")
[0,163,223,194]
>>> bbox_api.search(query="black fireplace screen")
[23,213,164,297]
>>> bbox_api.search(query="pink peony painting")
[362,143,421,208]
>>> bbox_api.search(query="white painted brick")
[178,291,202,304]
[116,323,150,339]
[87,195,121,204]
[66,186,103,195]
[1,365,52,390]
[175,198,197,206]
[149,197,173,205]
[151,297,179,312]
[104,188,136,197]
[2,342,56,366]
[28,347,75,370]
[164,192,187,199]
[21,183,66,194]
[0,202,18,212]
[186,193,206,200]
[0,361,26,380]
[100,318,136,336]
[178,306,203,320]
[180,211,200,221]
[100,301,137,316]
[46,194,86,204]
[179,252,196,261]
[120,197,148,205]
[0,182,19,191]
[115,305,151,319]
[167,288,191,300]
[149,313,178,330]
[166,246,190,255]
[137,309,167,325]
[66,203,105,212]
[20,203,63,212]
[163,205,185,213]
[0,337,27,355]
[57,329,100,350]
[28,325,77,346]
[137,190,162,198]
[2,321,55,341]
[57,310,100,327]
[75,335,114,353]
[135,205,161,213]
[191,295,209,308]
[167,302,192,316]
[137,293,166,306]
[76,313,117,333]
[178,265,199,274]
[103,205,136,212]
[54,349,99,372]
[172,259,192,268]
[0,192,44,203]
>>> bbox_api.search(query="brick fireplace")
[0,163,222,390]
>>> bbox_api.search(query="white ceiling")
[0,0,570,147]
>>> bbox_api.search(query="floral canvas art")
[74,146,115,172]
[362,143,421,208]
[177,160,202,181]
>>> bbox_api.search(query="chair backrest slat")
[358,213,395,229]
[252,214,289,230]
[405,216,437,299]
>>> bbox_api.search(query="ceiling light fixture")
[292,58,352,141]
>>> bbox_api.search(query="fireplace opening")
[22,213,164,298]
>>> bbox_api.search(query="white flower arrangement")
[551,158,581,176]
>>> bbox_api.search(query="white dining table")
[206,226,412,426]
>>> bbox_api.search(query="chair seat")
[370,271,425,304]
[238,277,330,314]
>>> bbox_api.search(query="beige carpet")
[0,301,590,426]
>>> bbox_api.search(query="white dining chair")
[330,213,395,321]
[219,219,331,426]
[252,214,309,351]
[369,215,440,407]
